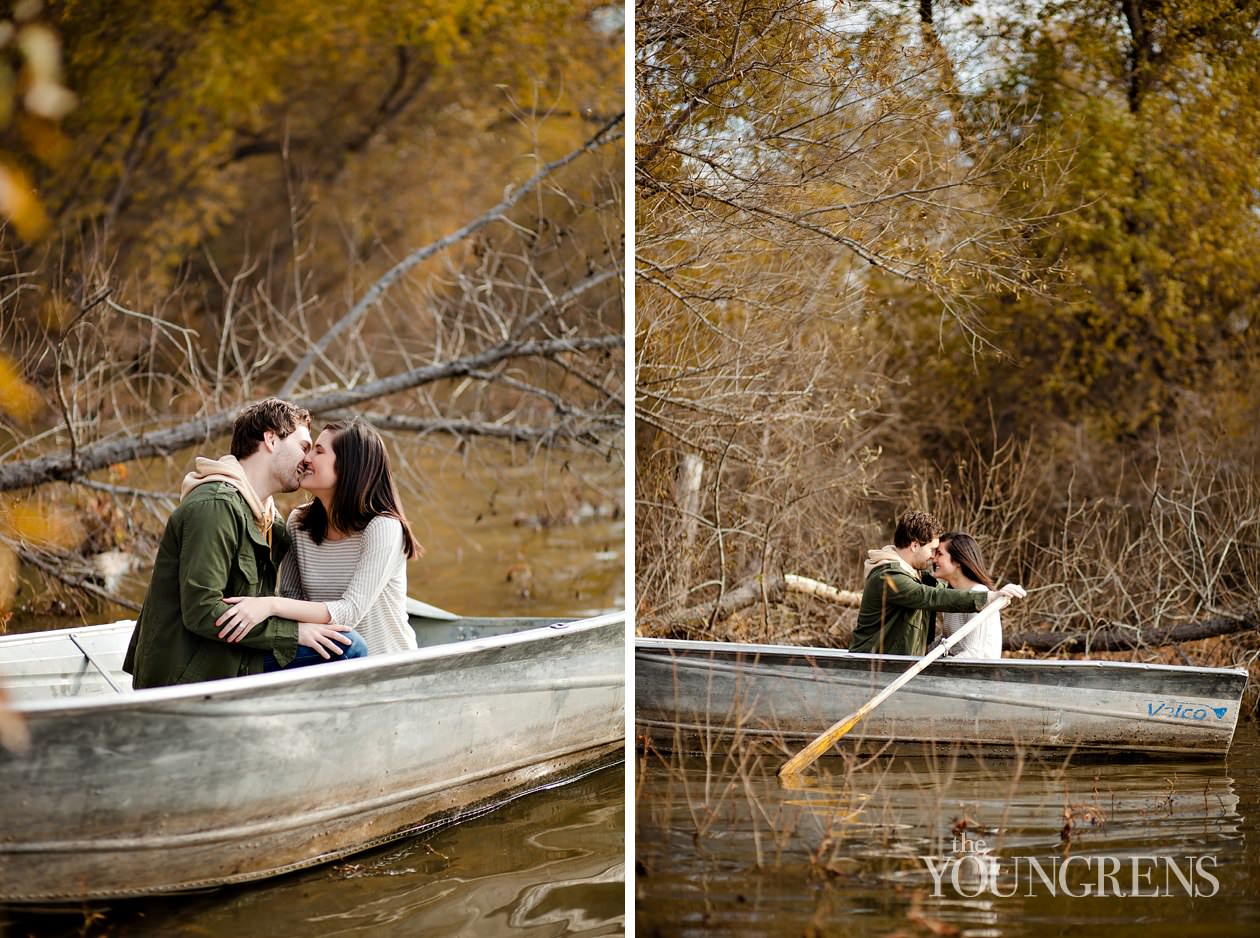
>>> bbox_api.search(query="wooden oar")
[779,594,1010,781]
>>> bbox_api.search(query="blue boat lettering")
[1146,701,1222,721]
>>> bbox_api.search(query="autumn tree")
[0,1,625,621]
[635,0,1056,629]
[903,0,1260,445]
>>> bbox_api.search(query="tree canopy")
[0,0,625,619]
[917,0,1260,441]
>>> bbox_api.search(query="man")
[848,510,1025,656]
[123,398,367,688]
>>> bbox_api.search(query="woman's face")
[302,428,339,495]
[931,540,959,579]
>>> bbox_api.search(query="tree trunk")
[0,333,621,493]
[670,453,704,604]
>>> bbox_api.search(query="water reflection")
[3,766,624,938]
[637,725,1260,937]
[392,446,624,618]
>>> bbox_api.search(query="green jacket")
[123,482,300,688]
[849,562,988,656]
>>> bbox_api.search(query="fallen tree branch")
[324,410,622,444]
[9,542,143,613]
[1006,614,1259,653]
[644,571,1258,655]
[0,332,623,492]
[641,572,863,634]
[642,573,789,634]
[784,574,862,607]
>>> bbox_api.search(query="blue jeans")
[263,629,369,672]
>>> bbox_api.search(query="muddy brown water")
[7,440,624,630]
[3,766,624,937]
[636,722,1260,936]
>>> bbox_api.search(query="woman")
[930,532,1004,659]
[216,417,423,657]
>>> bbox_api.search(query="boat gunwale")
[5,611,625,716]
[635,636,1250,679]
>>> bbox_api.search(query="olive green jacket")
[849,561,988,657]
[123,481,300,688]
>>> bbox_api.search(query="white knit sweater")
[280,510,417,655]
[937,584,1003,659]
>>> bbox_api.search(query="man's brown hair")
[230,398,312,459]
[893,510,942,548]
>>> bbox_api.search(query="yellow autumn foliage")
[0,353,41,422]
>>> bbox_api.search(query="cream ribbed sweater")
[280,510,417,655]
[938,584,1003,659]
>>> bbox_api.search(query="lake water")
[636,722,1260,936]
[3,765,624,938]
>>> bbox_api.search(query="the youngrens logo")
[921,836,1220,898]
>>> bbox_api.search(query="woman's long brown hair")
[296,418,422,558]
[939,532,995,589]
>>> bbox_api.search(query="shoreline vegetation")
[634,433,1260,721]
[635,1,1260,721]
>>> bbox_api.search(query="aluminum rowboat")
[0,605,625,902]
[636,637,1247,758]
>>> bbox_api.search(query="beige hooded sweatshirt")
[180,455,277,546]
[862,545,919,581]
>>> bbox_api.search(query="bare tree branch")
[278,113,625,397]
[0,333,622,492]
[325,410,622,444]
[5,540,143,613]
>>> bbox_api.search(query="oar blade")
[779,708,863,779]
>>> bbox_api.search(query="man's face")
[910,537,938,571]
[271,425,313,493]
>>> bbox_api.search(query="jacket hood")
[863,544,920,580]
[181,455,277,534]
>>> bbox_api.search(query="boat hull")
[636,638,1247,758]
[0,614,624,902]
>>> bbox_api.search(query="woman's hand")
[296,622,354,659]
[216,596,275,642]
